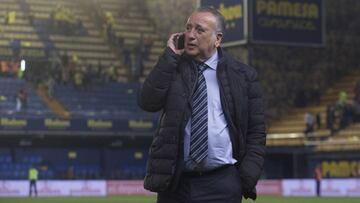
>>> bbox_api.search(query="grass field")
[1,196,360,203]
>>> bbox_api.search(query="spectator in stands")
[28,12,35,26]
[3,10,9,25]
[61,50,69,69]
[143,35,153,61]
[7,11,16,24]
[353,98,360,122]
[10,39,21,60]
[336,91,348,107]
[131,43,145,81]
[50,8,56,29]
[355,80,360,103]
[28,165,38,197]
[304,112,315,136]
[74,69,84,89]
[123,46,132,71]
[138,7,265,202]
[335,91,353,129]
[106,63,116,82]
[83,62,93,89]
[96,60,105,84]
[316,112,321,129]
[103,11,115,42]
[1,60,10,77]
[314,164,322,197]
[9,60,19,78]
[61,68,70,85]
[16,87,27,112]
[46,77,55,99]
[326,105,335,135]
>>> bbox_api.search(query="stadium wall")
[1,179,360,197]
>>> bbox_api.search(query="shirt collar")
[203,50,219,70]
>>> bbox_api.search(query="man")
[314,165,322,197]
[138,7,266,203]
[28,165,38,197]
[304,112,315,136]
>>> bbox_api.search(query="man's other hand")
[243,187,257,201]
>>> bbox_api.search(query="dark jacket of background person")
[138,47,266,195]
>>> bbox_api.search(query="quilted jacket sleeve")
[138,47,180,112]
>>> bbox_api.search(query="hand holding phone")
[167,33,185,55]
[175,34,185,50]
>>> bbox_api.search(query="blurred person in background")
[304,112,315,136]
[28,165,38,197]
[353,81,360,122]
[315,112,321,129]
[355,80,360,102]
[314,164,322,197]
[326,105,335,135]
[138,7,266,203]
[15,87,27,112]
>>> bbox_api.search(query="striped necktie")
[190,63,208,163]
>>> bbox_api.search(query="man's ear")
[215,32,223,47]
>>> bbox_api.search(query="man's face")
[184,11,223,62]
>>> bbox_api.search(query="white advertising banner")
[282,179,316,196]
[0,180,106,197]
[256,180,282,195]
[107,180,154,195]
[345,179,360,196]
[1,179,359,197]
[282,179,360,197]
[0,180,28,197]
[68,181,107,196]
[321,179,360,197]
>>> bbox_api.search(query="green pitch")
[0,196,360,203]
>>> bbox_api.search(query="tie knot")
[198,63,207,74]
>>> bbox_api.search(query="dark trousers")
[29,180,37,197]
[316,180,321,197]
[157,165,242,203]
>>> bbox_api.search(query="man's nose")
[187,29,196,40]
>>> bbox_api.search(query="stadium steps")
[336,123,360,138]
[36,84,70,119]
[268,69,360,146]
[95,0,165,82]
[23,0,125,68]
[0,0,47,59]
[313,123,360,152]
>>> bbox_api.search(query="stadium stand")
[1,0,164,119]
[267,69,360,147]
[0,0,46,59]
[93,0,164,82]
[54,82,152,119]
[0,77,54,118]
[24,0,123,66]
[0,147,147,180]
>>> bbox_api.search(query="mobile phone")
[176,34,185,50]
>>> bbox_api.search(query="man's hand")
[243,187,257,201]
[167,33,184,55]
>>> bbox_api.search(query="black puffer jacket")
[138,47,266,193]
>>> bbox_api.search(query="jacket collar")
[182,47,226,67]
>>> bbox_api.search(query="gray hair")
[195,6,225,34]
